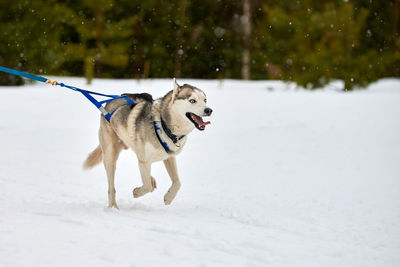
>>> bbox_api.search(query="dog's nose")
[204,108,213,116]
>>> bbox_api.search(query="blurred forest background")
[0,0,399,90]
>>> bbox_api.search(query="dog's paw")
[108,203,120,210]
[133,185,152,198]
[164,182,181,205]
[164,194,172,205]
[133,187,142,198]
[164,190,176,205]
[133,177,157,198]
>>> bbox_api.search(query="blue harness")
[0,66,134,122]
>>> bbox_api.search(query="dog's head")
[170,79,212,131]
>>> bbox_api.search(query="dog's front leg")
[133,161,154,198]
[163,156,181,205]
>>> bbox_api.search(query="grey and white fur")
[83,79,212,209]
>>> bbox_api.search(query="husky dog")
[83,79,212,209]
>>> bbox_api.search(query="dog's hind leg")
[163,156,181,205]
[133,161,154,198]
[100,127,123,209]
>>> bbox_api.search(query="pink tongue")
[191,114,211,127]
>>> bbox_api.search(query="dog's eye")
[204,99,207,103]
[189,99,196,104]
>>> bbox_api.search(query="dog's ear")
[171,78,181,102]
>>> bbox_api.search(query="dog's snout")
[204,108,213,116]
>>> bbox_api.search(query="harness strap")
[154,121,172,153]
[106,96,135,120]
[0,66,47,82]
[0,65,135,122]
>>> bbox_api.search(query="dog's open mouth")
[186,113,211,131]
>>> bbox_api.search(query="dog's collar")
[160,117,185,144]
[154,117,185,153]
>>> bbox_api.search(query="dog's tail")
[83,145,103,170]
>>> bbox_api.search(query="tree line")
[1,0,399,90]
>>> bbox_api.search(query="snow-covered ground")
[1,78,399,267]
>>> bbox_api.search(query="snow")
[1,78,399,266]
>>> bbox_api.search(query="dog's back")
[104,93,153,113]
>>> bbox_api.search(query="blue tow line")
[0,66,134,122]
